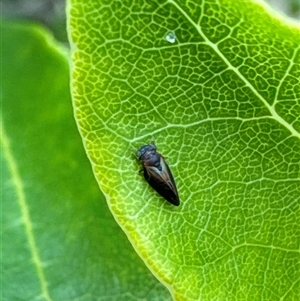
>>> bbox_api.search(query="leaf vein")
[1,121,53,301]
[168,0,300,138]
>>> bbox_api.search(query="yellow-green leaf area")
[69,0,300,300]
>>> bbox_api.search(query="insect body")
[137,144,180,206]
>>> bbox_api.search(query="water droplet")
[165,31,176,43]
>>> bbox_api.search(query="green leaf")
[2,21,172,300]
[69,0,300,300]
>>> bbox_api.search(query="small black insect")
[137,143,180,206]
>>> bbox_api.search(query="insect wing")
[144,157,179,206]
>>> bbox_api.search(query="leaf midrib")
[1,120,53,301]
[169,0,300,138]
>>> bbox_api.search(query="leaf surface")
[2,22,171,301]
[69,0,300,300]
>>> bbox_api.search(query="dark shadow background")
[2,0,67,43]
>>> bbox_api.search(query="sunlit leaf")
[69,0,300,300]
